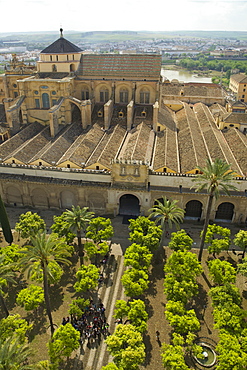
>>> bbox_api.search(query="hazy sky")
[1,0,247,33]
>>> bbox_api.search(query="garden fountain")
[193,342,217,368]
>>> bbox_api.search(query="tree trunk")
[77,230,84,265]
[42,264,55,337]
[0,293,9,317]
[77,230,82,248]
[198,193,214,262]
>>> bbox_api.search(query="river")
[161,68,212,83]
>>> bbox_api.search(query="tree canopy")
[234,230,247,258]
[114,299,148,333]
[148,197,184,234]
[204,224,231,257]
[19,232,72,336]
[63,206,94,253]
[16,285,44,311]
[0,334,34,370]
[105,324,145,370]
[208,259,236,285]
[121,268,149,298]
[128,216,162,251]
[0,314,32,344]
[48,323,80,366]
[124,243,153,271]
[15,211,46,239]
[168,230,193,251]
[73,264,99,292]
[86,217,113,243]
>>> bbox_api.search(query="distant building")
[229,74,247,103]
[162,81,225,106]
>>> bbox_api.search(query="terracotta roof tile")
[77,54,161,79]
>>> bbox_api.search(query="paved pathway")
[72,254,126,369]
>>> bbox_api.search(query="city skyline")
[0,0,247,34]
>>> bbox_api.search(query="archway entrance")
[154,197,166,205]
[185,200,202,220]
[60,190,77,209]
[215,202,234,222]
[119,194,140,216]
[7,186,23,206]
[71,103,81,123]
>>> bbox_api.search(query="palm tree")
[0,335,34,370]
[19,232,71,337]
[192,158,238,261]
[0,255,16,317]
[148,196,184,246]
[63,206,94,258]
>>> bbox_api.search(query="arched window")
[100,88,109,103]
[119,194,140,216]
[42,93,50,109]
[70,64,75,72]
[215,202,234,222]
[81,89,89,100]
[185,200,202,219]
[140,88,150,104]
[120,88,129,103]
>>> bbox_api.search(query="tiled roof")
[208,103,227,118]
[86,124,126,168]
[77,54,161,79]
[0,125,8,134]
[193,102,243,174]
[0,122,43,160]
[224,128,247,174]
[231,100,247,108]
[117,122,154,162]
[0,102,246,175]
[41,37,82,54]
[5,126,51,163]
[64,123,105,166]
[36,72,69,79]
[152,127,179,172]
[32,122,83,165]
[162,82,224,98]
[175,104,201,172]
[221,112,247,124]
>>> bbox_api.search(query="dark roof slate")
[41,37,82,54]
[77,54,161,79]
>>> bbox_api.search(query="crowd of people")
[62,300,110,347]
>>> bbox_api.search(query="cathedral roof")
[77,53,161,79]
[1,103,246,176]
[41,31,82,54]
